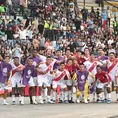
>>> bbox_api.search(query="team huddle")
[0,48,118,105]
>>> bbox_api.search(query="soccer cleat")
[52,100,56,104]
[12,101,16,105]
[77,99,80,103]
[104,99,107,102]
[96,99,99,103]
[98,100,105,103]
[59,100,63,103]
[84,99,88,104]
[107,100,111,104]
[33,101,38,105]
[43,99,46,103]
[20,101,24,105]
[2,102,9,105]
[48,100,54,104]
[68,100,74,103]
[39,99,44,104]
[87,99,90,103]
[64,100,68,104]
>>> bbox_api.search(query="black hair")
[28,57,33,60]
[47,56,52,59]
[60,62,65,65]
[109,52,115,56]
[56,50,61,52]
[4,55,10,59]
[79,63,84,66]
[84,48,89,51]
[66,58,73,63]
[76,49,82,53]
[98,47,103,50]
[14,57,19,60]
[96,65,102,69]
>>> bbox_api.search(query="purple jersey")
[96,55,108,71]
[95,55,108,61]
[53,56,64,69]
[22,65,35,85]
[0,62,12,83]
[27,56,41,77]
[76,70,89,91]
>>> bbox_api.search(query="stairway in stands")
[77,0,118,27]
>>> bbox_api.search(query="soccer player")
[52,62,70,103]
[37,56,56,104]
[94,66,112,103]
[11,57,24,105]
[65,58,74,103]
[84,52,103,101]
[74,50,86,64]
[0,56,12,105]
[53,50,64,69]
[103,53,118,102]
[28,49,42,104]
[21,58,37,105]
[115,69,118,103]
[97,48,108,61]
[84,52,103,86]
[76,63,89,104]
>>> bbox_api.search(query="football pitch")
[0,93,118,118]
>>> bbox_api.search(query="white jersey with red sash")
[84,60,102,85]
[107,60,118,81]
[11,64,24,81]
[38,59,56,80]
[53,69,70,83]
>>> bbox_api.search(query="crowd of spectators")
[0,0,118,60]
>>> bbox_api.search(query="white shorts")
[0,82,9,90]
[11,78,22,88]
[32,77,38,86]
[52,81,67,89]
[37,76,51,87]
[21,77,37,87]
[28,77,36,87]
[97,82,112,89]
[65,79,72,86]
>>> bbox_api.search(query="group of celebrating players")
[0,48,118,105]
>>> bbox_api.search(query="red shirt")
[65,65,73,74]
[72,64,79,72]
[77,57,86,64]
[95,71,112,83]
[65,65,73,80]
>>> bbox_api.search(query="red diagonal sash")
[11,65,23,77]
[108,60,118,73]
[53,70,66,81]
[38,64,52,75]
[89,62,97,72]
[45,65,52,73]
[11,69,17,77]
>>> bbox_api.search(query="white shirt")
[103,60,118,81]
[19,29,27,39]
[11,63,23,80]
[54,69,70,82]
[38,60,56,80]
